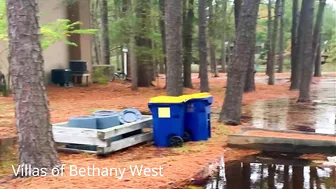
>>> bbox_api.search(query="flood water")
[189,153,336,189]
[245,78,336,134]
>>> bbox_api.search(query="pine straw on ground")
[0,73,333,189]
[0,73,299,137]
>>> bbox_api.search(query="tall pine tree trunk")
[183,0,194,88]
[101,0,110,65]
[265,0,272,75]
[244,49,256,92]
[290,0,300,90]
[277,0,285,73]
[219,0,261,125]
[198,0,209,92]
[208,0,219,78]
[159,0,167,75]
[136,0,153,87]
[234,0,242,33]
[165,0,183,96]
[6,0,61,176]
[220,0,228,73]
[298,0,315,102]
[129,0,138,90]
[314,36,322,77]
[268,0,280,85]
[313,0,326,77]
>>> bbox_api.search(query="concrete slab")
[228,128,336,154]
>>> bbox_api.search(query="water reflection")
[196,155,336,189]
[247,79,336,134]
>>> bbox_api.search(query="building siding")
[0,0,92,84]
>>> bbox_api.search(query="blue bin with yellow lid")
[148,96,188,147]
[181,92,213,141]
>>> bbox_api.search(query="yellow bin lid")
[149,96,187,104]
[180,92,212,101]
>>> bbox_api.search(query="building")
[0,0,92,84]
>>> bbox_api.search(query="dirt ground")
[0,72,334,189]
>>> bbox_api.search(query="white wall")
[0,0,69,83]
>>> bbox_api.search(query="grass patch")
[92,66,112,84]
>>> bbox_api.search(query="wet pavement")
[244,78,336,134]
[189,153,336,189]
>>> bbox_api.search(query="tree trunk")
[265,0,272,76]
[244,0,257,93]
[219,0,260,125]
[128,0,137,90]
[101,0,110,65]
[313,0,326,77]
[268,0,280,85]
[159,0,167,75]
[208,0,219,78]
[244,54,256,92]
[220,0,228,73]
[183,0,194,88]
[90,0,100,65]
[198,0,209,92]
[136,0,153,87]
[290,0,300,90]
[130,37,137,90]
[277,0,285,73]
[221,40,227,73]
[210,45,219,77]
[234,0,242,34]
[6,0,61,176]
[298,0,315,102]
[314,36,322,77]
[165,0,183,96]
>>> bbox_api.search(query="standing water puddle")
[244,79,336,134]
[189,153,336,189]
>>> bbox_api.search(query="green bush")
[92,66,112,84]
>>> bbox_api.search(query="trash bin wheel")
[169,136,183,147]
[183,132,191,142]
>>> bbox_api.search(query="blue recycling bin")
[148,96,187,147]
[182,93,213,141]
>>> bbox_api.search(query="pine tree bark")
[101,0,110,65]
[90,0,100,65]
[268,0,280,85]
[244,52,256,92]
[314,36,322,77]
[233,0,242,34]
[298,0,315,102]
[6,0,61,176]
[129,0,137,90]
[265,0,272,76]
[159,0,167,75]
[198,0,209,92]
[165,0,183,96]
[219,0,261,125]
[182,0,194,88]
[313,0,326,77]
[277,0,285,73]
[220,0,228,73]
[290,0,300,90]
[136,0,153,87]
[221,40,227,73]
[208,0,219,78]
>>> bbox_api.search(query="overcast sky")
[327,0,336,8]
